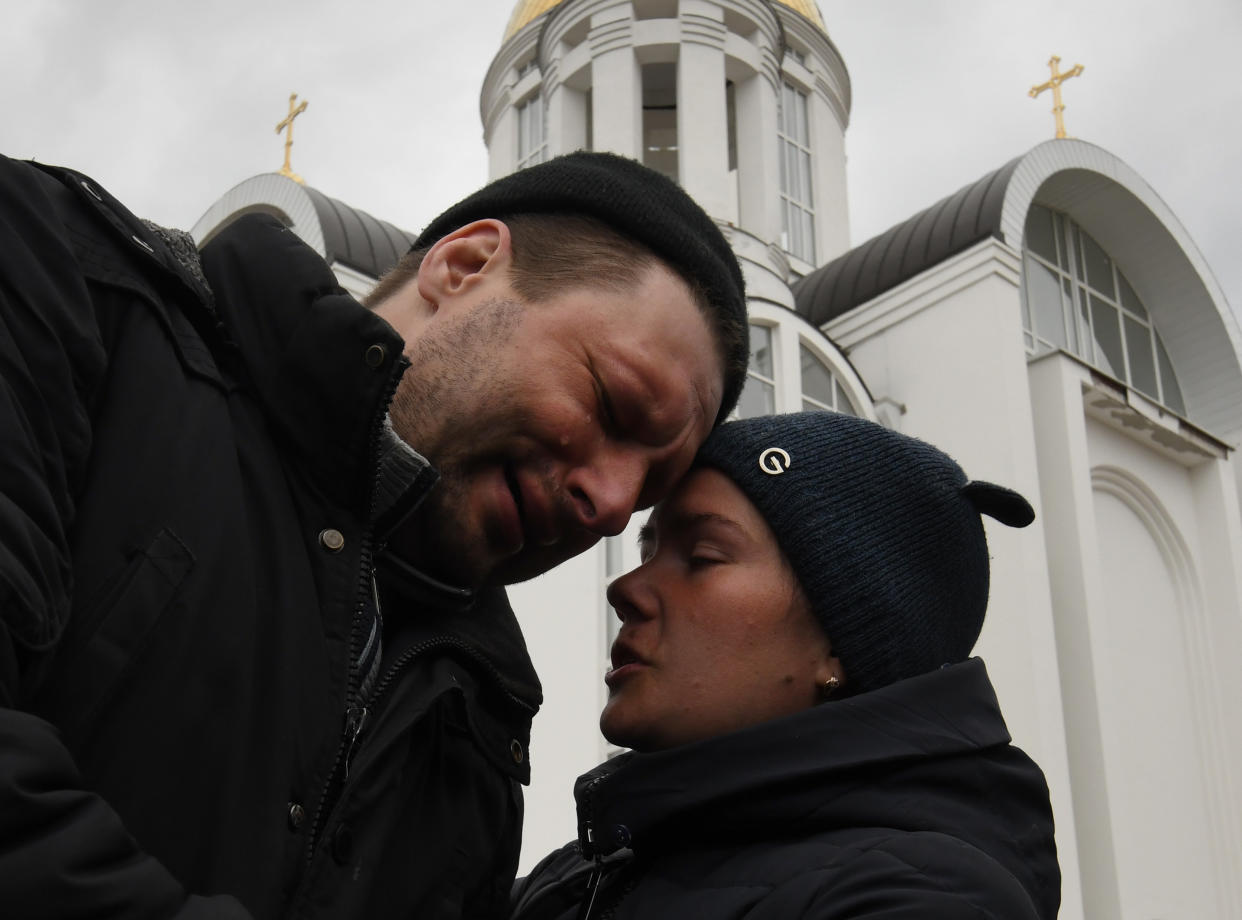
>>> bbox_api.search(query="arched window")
[1022,204,1185,414]
[778,82,815,263]
[736,323,777,418]
[735,321,859,419]
[800,343,857,414]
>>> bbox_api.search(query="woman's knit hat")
[695,411,1035,694]
[414,151,747,423]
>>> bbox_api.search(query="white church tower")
[481,0,886,876]
[482,0,851,299]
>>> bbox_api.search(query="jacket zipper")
[575,776,606,920]
[302,356,405,867]
[575,859,606,920]
[302,565,374,867]
[596,870,639,920]
[573,774,641,920]
[341,705,370,779]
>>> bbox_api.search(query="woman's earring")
[822,675,841,697]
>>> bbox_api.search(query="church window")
[642,63,679,182]
[517,95,546,169]
[734,323,860,420]
[632,0,677,19]
[800,343,857,415]
[736,324,777,418]
[1022,256,1069,351]
[1022,204,1185,415]
[1125,314,1159,397]
[778,82,815,263]
[726,81,738,172]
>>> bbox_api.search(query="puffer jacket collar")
[523,660,1058,920]
[576,658,1014,859]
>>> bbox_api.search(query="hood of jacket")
[573,658,1058,918]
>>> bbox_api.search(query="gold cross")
[1029,56,1084,139]
[276,93,309,184]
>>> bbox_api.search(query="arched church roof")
[303,186,417,278]
[794,138,1242,446]
[503,0,826,40]
[792,157,1021,327]
[190,173,416,280]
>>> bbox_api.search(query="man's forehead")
[592,277,721,440]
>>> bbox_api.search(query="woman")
[511,411,1060,920]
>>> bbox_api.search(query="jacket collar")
[576,658,1013,857]
[200,213,422,514]
[201,214,541,714]
[375,571,543,717]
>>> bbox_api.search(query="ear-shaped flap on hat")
[961,481,1036,528]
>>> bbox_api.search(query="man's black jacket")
[0,156,542,919]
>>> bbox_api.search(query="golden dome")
[503,0,566,40]
[503,0,826,41]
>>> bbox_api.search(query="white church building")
[192,2,1242,917]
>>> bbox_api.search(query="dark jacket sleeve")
[0,155,252,919]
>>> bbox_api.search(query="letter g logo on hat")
[759,447,791,475]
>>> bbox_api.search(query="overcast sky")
[4,0,1239,316]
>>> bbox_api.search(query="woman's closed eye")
[687,545,729,568]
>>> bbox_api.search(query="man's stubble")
[385,298,527,588]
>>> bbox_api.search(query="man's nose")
[566,446,646,537]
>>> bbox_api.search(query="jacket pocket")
[460,690,532,786]
[55,527,195,741]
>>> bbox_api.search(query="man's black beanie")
[696,411,1036,694]
[413,151,748,424]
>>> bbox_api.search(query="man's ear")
[416,219,513,310]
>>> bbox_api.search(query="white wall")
[509,544,612,870]
[1086,418,1225,919]
[1022,332,1242,920]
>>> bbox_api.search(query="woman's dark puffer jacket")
[511,658,1060,920]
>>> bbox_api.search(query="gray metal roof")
[304,186,417,278]
[793,157,1022,326]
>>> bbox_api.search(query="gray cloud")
[3,0,1236,316]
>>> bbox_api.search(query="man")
[0,151,747,918]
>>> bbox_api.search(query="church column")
[734,44,782,246]
[677,0,730,220]
[589,3,641,159]
[1026,355,1117,920]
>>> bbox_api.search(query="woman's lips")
[604,661,645,687]
[605,641,649,687]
